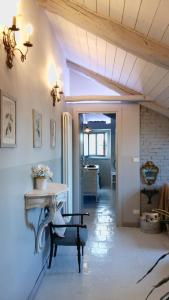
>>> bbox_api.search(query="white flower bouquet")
[32,164,53,180]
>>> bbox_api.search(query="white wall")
[120,105,140,226]
[0,1,69,299]
[69,69,120,96]
[0,0,69,169]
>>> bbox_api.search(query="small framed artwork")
[50,119,56,148]
[32,109,42,148]
[0,90,16,147]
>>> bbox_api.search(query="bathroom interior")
[79,112,116,208]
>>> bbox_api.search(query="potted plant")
[32,164,53,190]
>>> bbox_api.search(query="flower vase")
[35,178,48,190]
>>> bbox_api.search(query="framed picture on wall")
[50,119,56,148]
[0,90,16,147]
[32,109,42,148]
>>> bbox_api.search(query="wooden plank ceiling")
[38,0,169,109]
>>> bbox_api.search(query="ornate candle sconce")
[2,16,33,69]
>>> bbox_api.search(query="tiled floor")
[34,189,169,300]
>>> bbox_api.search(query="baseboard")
[27,257,49,300]
[122,222,140,228]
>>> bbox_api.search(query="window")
[84,130,110,157]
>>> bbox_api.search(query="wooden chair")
[48,212,89,273]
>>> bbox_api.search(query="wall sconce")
[51,82,64,106]
[3,16,33,69]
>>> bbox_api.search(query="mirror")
[141,161,159,185]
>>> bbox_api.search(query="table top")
[24,183,68,198]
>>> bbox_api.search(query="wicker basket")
[140,212,161,234]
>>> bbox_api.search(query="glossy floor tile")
[34,188,169,300]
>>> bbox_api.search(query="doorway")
[79,113,116,218]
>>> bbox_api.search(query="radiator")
[62,112,73,217]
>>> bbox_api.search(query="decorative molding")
[37,0,169,70]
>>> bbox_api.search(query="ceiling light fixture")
[3,16,33,69]
[83,126,92,133]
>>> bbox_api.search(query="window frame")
[83,129,111,158]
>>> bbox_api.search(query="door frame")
[72,104,122,226]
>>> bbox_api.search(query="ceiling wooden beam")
[67,60,140,95]
[37,0,169,70]
[65,95,169,118]
[65,95,146,103]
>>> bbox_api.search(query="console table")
[24,183,68,253]
[141,188,159,204]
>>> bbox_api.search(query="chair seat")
[53,227,88,246]
[48,212,89,272]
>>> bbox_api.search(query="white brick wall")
[140,106,169,187]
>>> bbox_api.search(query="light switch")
[132,157,140,163]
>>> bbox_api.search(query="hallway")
[35,190,169,300]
